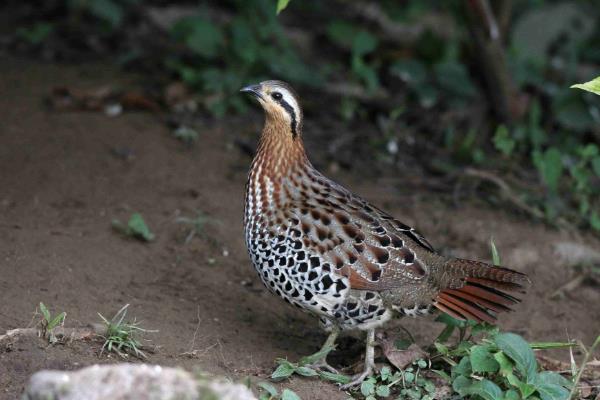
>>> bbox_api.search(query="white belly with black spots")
[245,224,393,330]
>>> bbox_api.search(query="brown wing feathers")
[434,258,530,323]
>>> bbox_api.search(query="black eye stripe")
[275,98,298,138]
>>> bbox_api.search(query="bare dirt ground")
[1,57,599,400]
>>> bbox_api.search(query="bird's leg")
[303,326,340,374]
[340,329,376,389]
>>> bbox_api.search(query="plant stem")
[568,335,600,400]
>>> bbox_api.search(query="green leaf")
[452,356,472,378]
[271,361,295,380]
[490,238,501,266]
[295,366,318,377]
[470,345,500,373]
[590,212,600,232]
[533,372,572,389]
[48,312,66,330]
[276,0,291,14]
[380,366,392,381]
[257,382,278,397]
[434,61,477,99]
[434,341,449,355]
[376,385,391,397]
[452,375,472,394]
[505,389,520,400]
[298,345,334,366]
[352,30,378,57]
[535,383,570,400]
[495,333,538,381]
[281,389,301,400]
[518,382,537,398]
[40,302,51,322]
[534,148,563,192]
[88,0,123,27]
[127,213,155,241]
[460,379,504,400]
[529,342,575,350]
[360,378,376,396]
[571,76,600,96]
[494,352,515,377]
[17,22,54,45]
[493,125,515,157]
[591,157,600,177]
[436,313,467,328]
[389,60,427,85]
[317,370,351,384]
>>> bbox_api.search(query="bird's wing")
[283,176,436,291]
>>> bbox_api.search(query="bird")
[241,80,530,388]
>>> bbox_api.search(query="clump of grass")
[176,210,213,244]
[98,304,156,359]
[38,302,66,344]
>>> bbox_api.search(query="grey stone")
[22,363,257,400]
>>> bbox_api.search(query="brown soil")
[1,57,599,400]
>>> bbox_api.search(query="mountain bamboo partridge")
[241,80,530,388]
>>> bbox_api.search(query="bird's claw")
[339,367,373,390]
[304,360,339,374]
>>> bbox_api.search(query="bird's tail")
[433,259,530,324]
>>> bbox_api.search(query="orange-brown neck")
[251,112,308,181]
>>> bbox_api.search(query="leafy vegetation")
[38,302,66,344]
[98,304,155,359]
[11,0,600,236]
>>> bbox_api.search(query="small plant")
[271,346,351,385]
[98,304,155,359]
[173,126,199,146]
[38,302,66,344]
[176,210,212,244]
[434,325,573,400]
[257,381,302,400]
[112,212,155,242]
[356,362,437,400]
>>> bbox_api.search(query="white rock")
[22,363,257,400]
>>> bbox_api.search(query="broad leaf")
[281,389,301,400]
[535,383,570,400]
[571,76,600,96]
[460,379,503,400]
[276,0,291,14]
[495,333,538,381]
[271,361,295,380]
[470,345,499,373]
[257,382,278,397]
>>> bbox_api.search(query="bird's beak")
[240,84,263,100]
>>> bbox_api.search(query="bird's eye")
[271,92,283,100]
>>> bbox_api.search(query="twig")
[550,273,587,299]
[463,168,544,219]
[463,168,578,232]
[569,336,600,400]
[187,305,202,353]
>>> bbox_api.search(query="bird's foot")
[304,359,339,374]
[339,366,373,390]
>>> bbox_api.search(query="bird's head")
[240,80,303,138]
